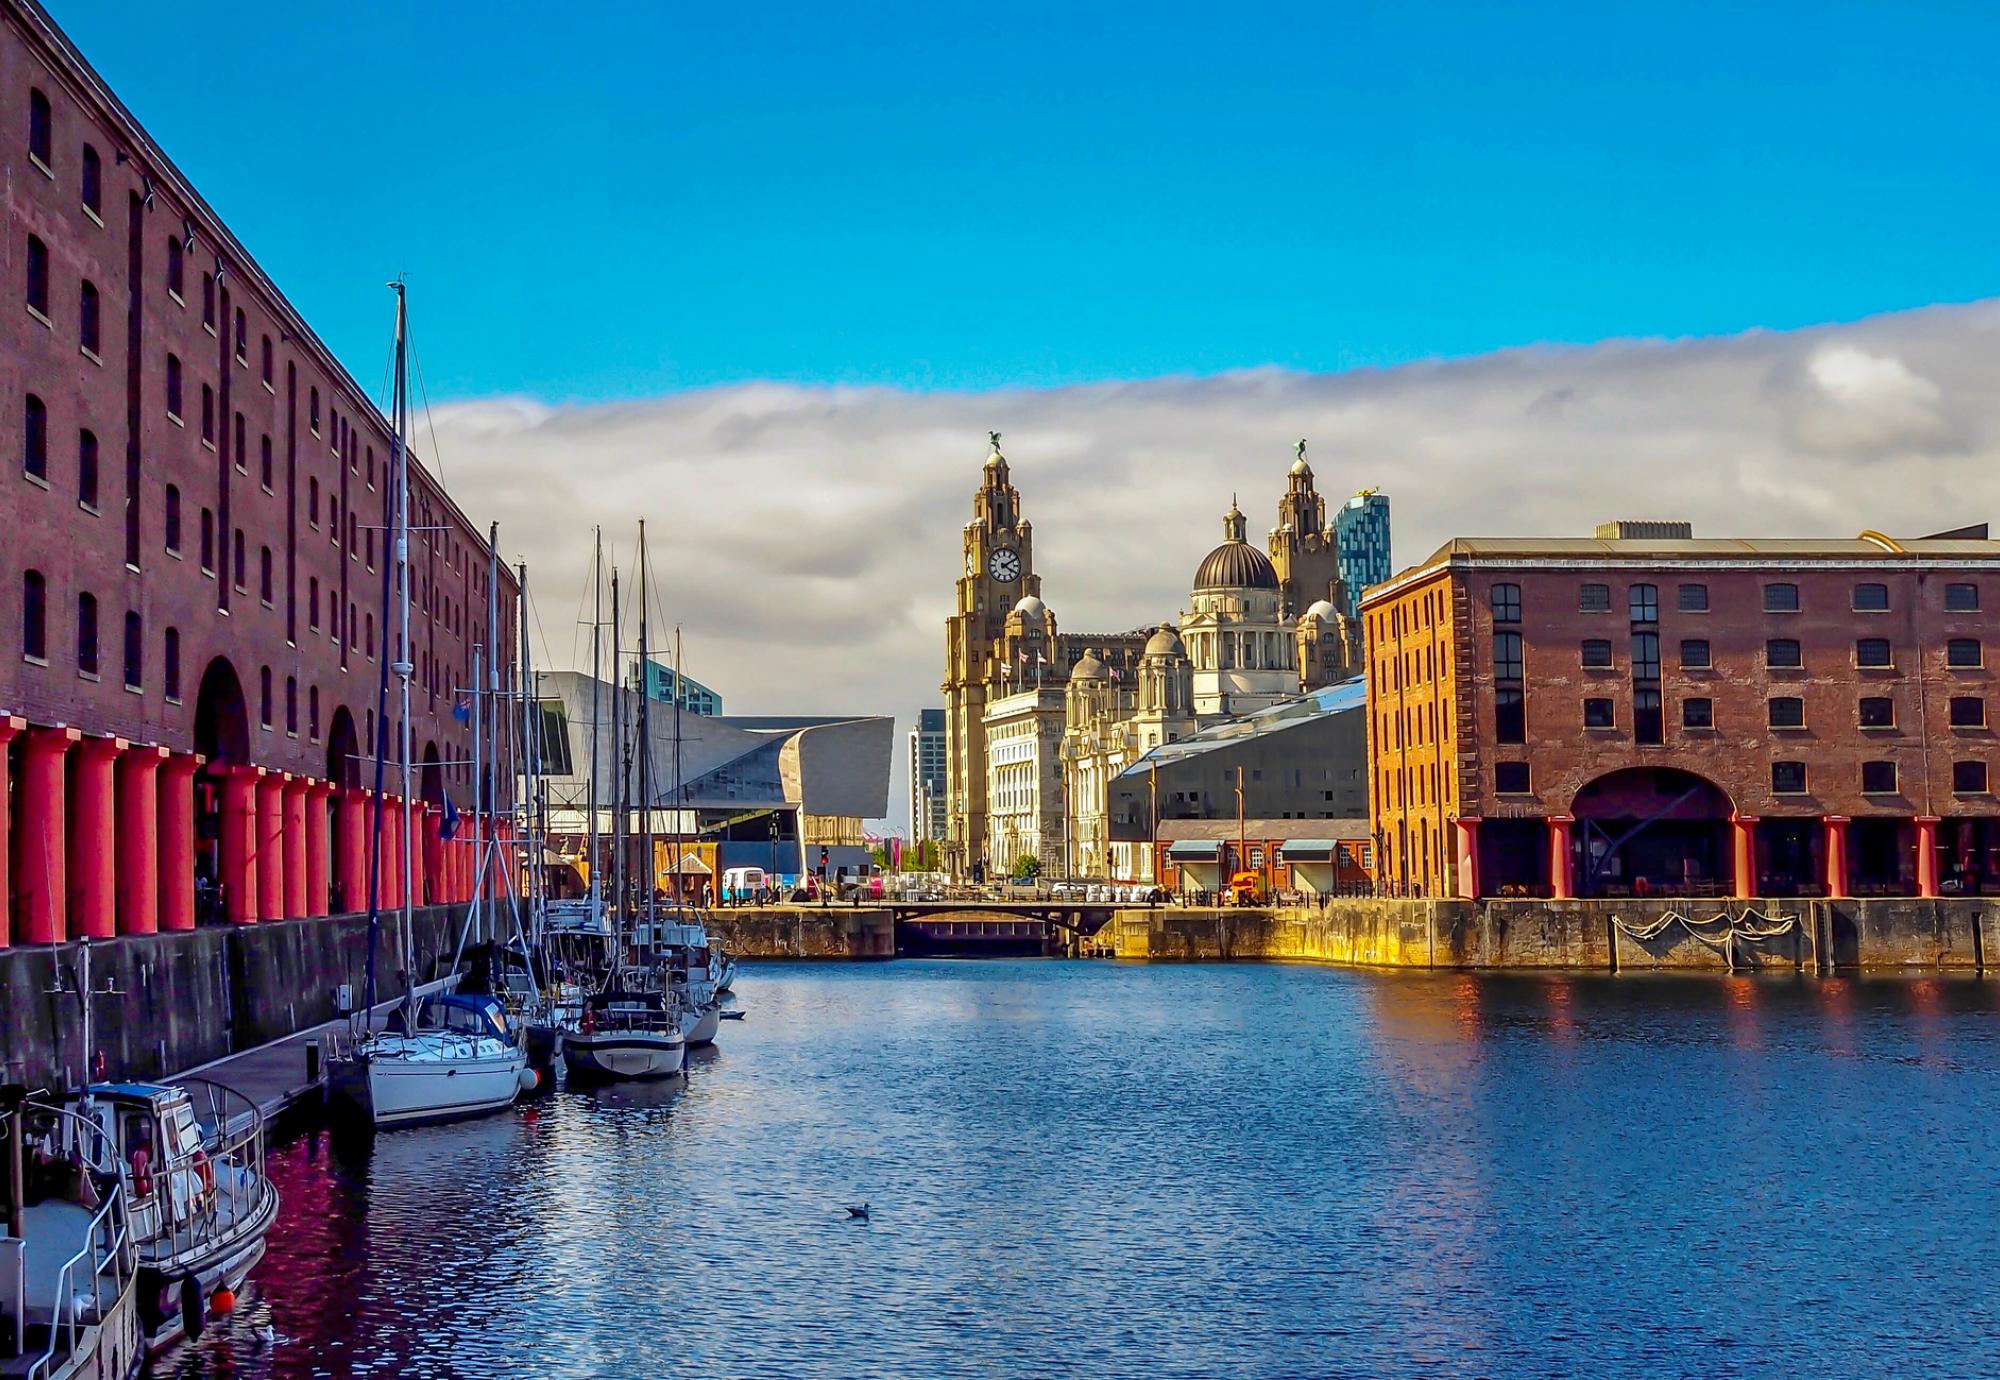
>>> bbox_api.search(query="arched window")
[24,234,47,316]
[77,591,98,675]
[309,686,320,740]
[21,570,46,660]
[166,353,183,418]
[310,387,320,434]
[260,545,272,603]
[79,279,100,355]
[80,143,101,215]
[260,434,272,489]
[166,235,184,298]
[199,508,215,573]
[234,307,246,362]
[201,383,215,444]
[308,577,319,629]
[164,627,181,700]
[28,88,51,166]
[23,393,47,480]
[285,675,298,734]
[259,666,272,727]
[123,610,141,688]
[233,529,245,591]
[77,428,98,509]
[165,485,182,554]
[261,334,273,386]
[308,476,319,526]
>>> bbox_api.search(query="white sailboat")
[331,281,533,1130]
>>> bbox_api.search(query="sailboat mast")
[609,568,624,921]
[519,560,540,929]
[390,281,415,1012]
[638,521,655,929]
[486,520,504,946]
[673,624,685,900]
[586,528,602,915]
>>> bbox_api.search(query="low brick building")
[1363,521,2000,900]
[0,0,516,948]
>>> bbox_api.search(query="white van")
[721,866,769,902]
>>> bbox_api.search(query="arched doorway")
[1571,767,1732,898]
[325,706,360,789]
[192,657,250,924]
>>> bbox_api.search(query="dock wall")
[0,904,491,1089]
[704,908,896,960]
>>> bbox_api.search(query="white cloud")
[427,299,2000,829]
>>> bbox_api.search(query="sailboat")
[330,281,534,1129]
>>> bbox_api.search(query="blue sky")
[48,1,1998,402]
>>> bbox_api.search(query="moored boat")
[332,995,536,1130]
[561,992,687,1082]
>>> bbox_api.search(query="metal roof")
[1116,676,1366,776]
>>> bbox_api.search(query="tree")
[1012,853,1043,880]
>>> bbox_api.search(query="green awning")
[1278,840,1343,861]
[1166,840,1222,860]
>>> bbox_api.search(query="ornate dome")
[1195,541,1279,591]
[1303,599,1339,623]
[1144,624,1186,658]
[1011,594,1048,624]
[1071,650,1107,681]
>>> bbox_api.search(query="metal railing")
[14,1102,135,1380]
[129,1079,273,1276]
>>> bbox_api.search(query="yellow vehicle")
[1224,870,1267,906]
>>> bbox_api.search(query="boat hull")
[135,1174,280,1353]
[561,1031,687,1081]
[682,1006,722,1048]
[333,1045,529,1129]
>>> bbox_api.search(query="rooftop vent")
[1595,520,1693,541]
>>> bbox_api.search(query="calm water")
[151,961,2000,1378]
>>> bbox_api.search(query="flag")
[439,794,461,840]
[1019,650,1030,664]
[451,693,471,724]
[1109,665,1122,682]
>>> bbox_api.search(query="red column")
[1915,815,1940,899]
[1730,813,1759,899]
[382,796,403,910]
[0,716,22,948]
[283,776,309,919]
[335,789,367,914]
[158,754,201,932]
[408,802,429,908]
[1546,814,1574,899]
[306,781,335,916]
[115,744,167,936]
[1823,815,1850,900]
[220,765,262,924]
[1453,817,1482,900]
[16,728,78,944]
[256,774,288,921]
[69,736,125,940]
[424,806,445,907]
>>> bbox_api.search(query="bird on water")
[846,1203,871,1221]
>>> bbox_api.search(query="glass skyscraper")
[1334,490,1392,616]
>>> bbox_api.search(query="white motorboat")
[714,949,739,995]
[4,1094,145,1380]
[561,992,686,1082]
[334,996,535,1130]
[645,916,726,1048]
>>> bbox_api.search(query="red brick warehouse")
[1364,520,2000,901]
[0,0,518,948]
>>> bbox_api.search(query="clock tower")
[942,433,1040,878]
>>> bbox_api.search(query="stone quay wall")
[1110,897,2000,974]
[705,908,897,960]
[1,904,488,1089]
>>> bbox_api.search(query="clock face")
[989,548,1022,583]
[965,549,979,577]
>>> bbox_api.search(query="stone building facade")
[1365,523,2000,900]
[0,0,515,947]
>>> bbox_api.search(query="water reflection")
[152,963,2000,1379]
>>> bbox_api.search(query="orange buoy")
[209,1287,237,1317]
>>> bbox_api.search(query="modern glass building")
[1334,490,1392,616]
[638,658,723,716]
[909,708,947,844]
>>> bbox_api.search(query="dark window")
[308,477,320,526]
[1948,638,1982,668]
[28,88,51,167]
[1584,697,1615,728]
[79,280,99,354]
[167,236,184,297]
[260,334,273,386]
[21,569,46,659]
[310,387,320,434]
[1953,760,1989,794]
[1579,582,1610,613]
[285,676,297,734]
[1631,632,1661,680]
[1861,760,1897,794]
[1772,761,1807,794]
[199,509,214,573]
[1629,583,1658,623]
[122,610,140,688]
[163,627,180,699]
[233,419,245,473]
[1677,583,1708,612]
[233,529,245,591]
[23,393,47,480]
[259,546,272,603]
[81,143,102,214]
[1495,762,1530,794]
[1581,638,1613,670]
[309,577,319,629]
[201,384,215,445]
[1679,638,1710,669]
[1634,689,1663,744]
[1767,638,1801,669]
[201,272,215,331]
[76,591,97,675]
[1769,696,1805,729]
[1682,697,1714,729]
[260,434,273,490]
[1951,696,1986,729]
[1860,696,1895,728]
[164,485,181,553]
[1764,582,1799,613]
[309,687,320,740]
[166,354,183,418]
[1495,687,1525,744]
[259,667,272,727]
[1853,582,1889,612]
[1490,583,1520,623]
[25,234,48,316]
[1946,582,1980,613]
[77,429,97,508]
[1856,638,1892,669]
[234,308,247,362]
[1493,631,1523,680]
